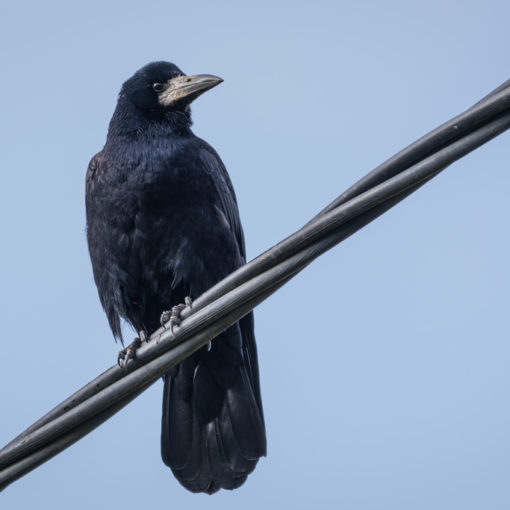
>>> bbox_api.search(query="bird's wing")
[197,140,247,261]
[196,140,265,416]
[85,150,126,339]
[85,151,103,194]
[160,138,266,492]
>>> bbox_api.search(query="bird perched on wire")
[85,61,266,493]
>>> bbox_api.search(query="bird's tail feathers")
[161,361,266,494]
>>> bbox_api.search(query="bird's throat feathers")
[107,93,193,140]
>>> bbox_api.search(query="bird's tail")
[161,318,266,494]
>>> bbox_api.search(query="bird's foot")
[160,296,193,336]
[117,330,148,370]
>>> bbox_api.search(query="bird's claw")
[117,330,148,370]
[160,297,193,336]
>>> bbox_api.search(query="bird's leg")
[160,296,193,335]
[117,330,148,370]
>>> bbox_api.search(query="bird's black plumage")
[85,61,266,493]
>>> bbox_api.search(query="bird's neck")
[106,100,193,141]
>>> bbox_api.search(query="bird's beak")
[158,74,223,108]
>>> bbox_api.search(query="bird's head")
[119,61,223,118]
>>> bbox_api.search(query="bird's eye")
[152,83,165,92]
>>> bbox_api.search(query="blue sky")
[1,1,509,508]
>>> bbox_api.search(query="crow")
[85,61,266,493]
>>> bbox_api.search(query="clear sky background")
[1,1,509,509]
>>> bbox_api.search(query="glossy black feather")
[85,62,266,494]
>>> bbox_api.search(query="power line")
[1,78,509,491]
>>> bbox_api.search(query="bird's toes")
[168,305,183,335]
[160,297,193,335]
[117,349,126,367]
[117,344,137,371]
[117,331,148,371]
[160,310,172,328]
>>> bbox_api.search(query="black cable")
[1,79,509,491]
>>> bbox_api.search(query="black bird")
[85,61,266,493]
